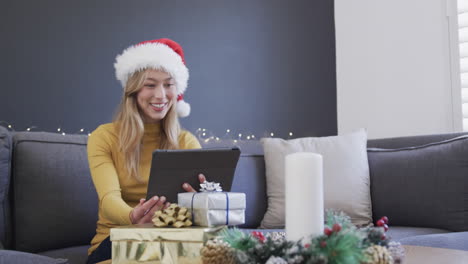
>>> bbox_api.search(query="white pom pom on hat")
[114,38,191,117]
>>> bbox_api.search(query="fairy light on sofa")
[193,127,298,142]
[193,128,298,145]
[0,121,92,136]
[1,122,295,141]
[195,128,261,143]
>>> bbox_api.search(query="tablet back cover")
[146,147,240,202]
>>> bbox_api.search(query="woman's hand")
[182,174,206,192]
[130,196,170,224]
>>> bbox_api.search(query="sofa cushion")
[12,132,98,252]
[386,226,451,241]
[202,139,264,155]
[39,245,88,264]
[398,231,468,251]
[368,135,468,232]
[231,154,267,228]
[260,129,372,228]
[0,250,68,264]
[0,126,12,249]
[201,140,267,228]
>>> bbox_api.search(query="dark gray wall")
[0,0,337,139]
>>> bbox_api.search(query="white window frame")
[450,0,468,131]
[458,0,468,130]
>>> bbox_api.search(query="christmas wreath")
[201,210,404,264]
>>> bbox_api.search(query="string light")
[193,127,272,144]
[191,128,299,144]
[1,122,298,141]
[0,122,92,136]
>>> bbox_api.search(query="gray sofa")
[0,125,468,264]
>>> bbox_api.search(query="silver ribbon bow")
[199,181,223,192]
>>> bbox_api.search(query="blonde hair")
[113,69,181,181]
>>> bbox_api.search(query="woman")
[86,38,203,264]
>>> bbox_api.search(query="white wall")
[335,0,462,139]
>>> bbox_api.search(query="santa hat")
[114,38,191,117]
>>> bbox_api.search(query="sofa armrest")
[0,126,12,249]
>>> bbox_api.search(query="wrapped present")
[177,191,246,227]
[110,223,225,264]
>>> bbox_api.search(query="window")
[459,0,468,130]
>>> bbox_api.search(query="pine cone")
[387,242,405,264]
[151,203,192,228]
[363,245,394,264]
[201,239,235,264]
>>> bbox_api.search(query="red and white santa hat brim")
[114,39,191,117]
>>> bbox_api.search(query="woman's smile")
[150,102,168,111]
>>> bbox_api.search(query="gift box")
[177,192,246,227]
[110,224,225,264]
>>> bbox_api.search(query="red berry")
[324,227,333,236]
[381,234,387,240]
[304,243,311,249]
[320,240,327,248]
[381,216,389,224]
[383,224,389,232]
[332,223,342,233]
[376,219,385,227]
[251,231,266,242]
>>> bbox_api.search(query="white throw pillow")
[260,129,372,228]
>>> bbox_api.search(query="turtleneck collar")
[143,122,162,136]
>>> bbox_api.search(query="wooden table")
[96,260,111,264]
[403,245,468,264]
[98,246,468,264]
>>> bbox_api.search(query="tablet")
[146,147,241,202]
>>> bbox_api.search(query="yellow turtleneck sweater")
[87,122,201,255]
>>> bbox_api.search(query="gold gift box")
[110,224,225,264]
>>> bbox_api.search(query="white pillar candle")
[285,152,324,241]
